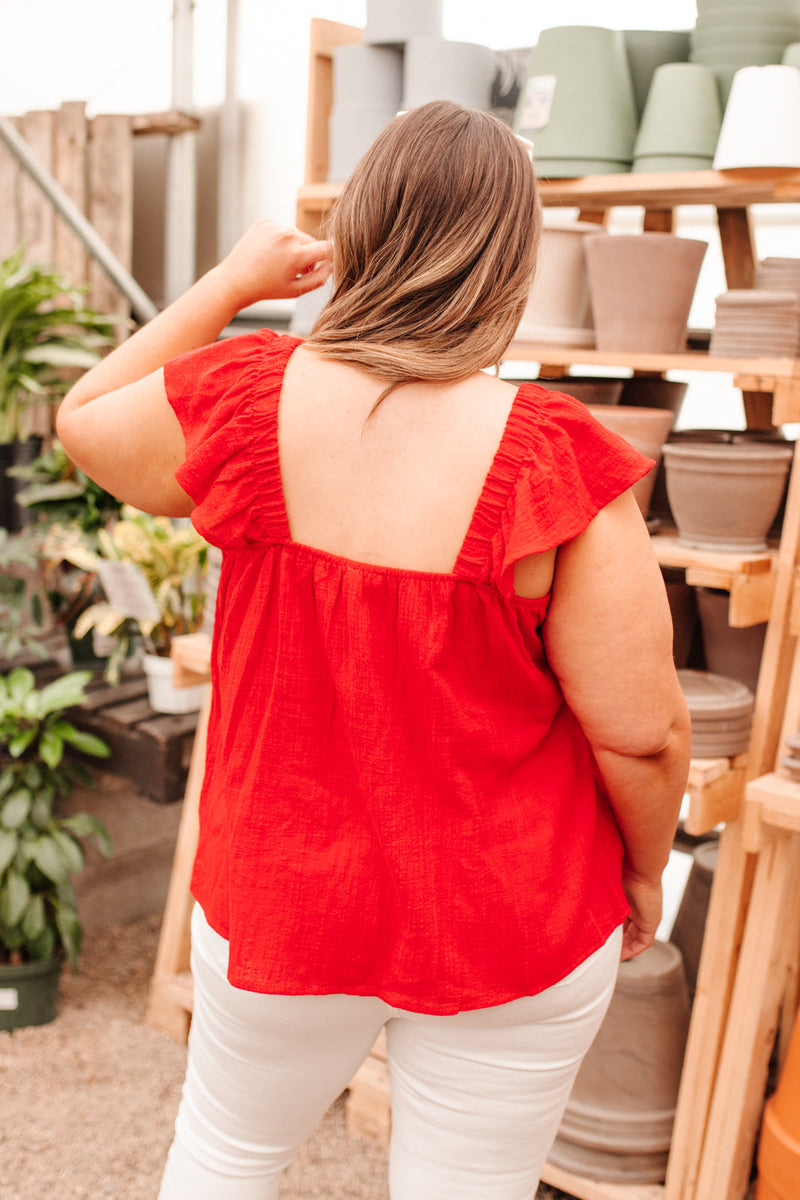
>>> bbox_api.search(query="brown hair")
[305,101,541,394]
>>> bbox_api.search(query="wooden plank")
[304,17,361,187]
[0,115,21,259]
[772,378,800,424]
[54,101,89,288]
[19,110,56,264]
[78,676,149,711]
[654,536,774,577]
[131,109,202,137]
[685,764,746,836]
[147,689,210,1042]
[506,342,800,380]
[728,571,775,629]
[717,208,755,290]
[695,833,800,1200]
[746,772,800,841]
[643,209,673,234]
[88,113,133,329]
[171,632,212,685]
[540,1163,664,1200]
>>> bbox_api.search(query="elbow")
[594,704,692,765]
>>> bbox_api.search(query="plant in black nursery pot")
[0,668,111,1030]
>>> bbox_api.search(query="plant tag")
[520,74,556,134]
[97,560,161,624]
[0,987,19,1011]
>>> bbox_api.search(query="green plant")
[0,248,115,443]
[44,508,208,681]
[0,528,47,661]
[0,668,111,966]
[7,440,123,534]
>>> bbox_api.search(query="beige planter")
[585,233,707,353]
[516,223,604,348]
[586,405,676,517]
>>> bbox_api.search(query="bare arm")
[56,222,332,516]
[542,490,691,959]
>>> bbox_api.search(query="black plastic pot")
[0,955,63,1031]
[0,437,43,532]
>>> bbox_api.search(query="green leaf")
[29,795,52,829]
[38,730,64,769]
[61,814,112,857]
[0,765,15,798]
[52,723,109,759]
[1,788,32,829]
[23,344,100,369]
[35,671,92,716]
[21,892,45,940]
[1,869,30,926]
[31,836,68,883]
[52,829,84,875]
[55,903,81,967]
[8,728,36,757]
[0,828,17,873]
[6,667,35,702]
[27,924,56,962]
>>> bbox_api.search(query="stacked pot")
[328,0,494,181]
[690,0,800,106]
[709,290,800,358]
[678,669,755,758]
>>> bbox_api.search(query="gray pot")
[328,109,397,182]
[332,44,403,111]
[364,0,442,47]
[634,63,722,159]
[402,38,494,110]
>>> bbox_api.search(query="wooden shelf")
[746,771,800,847]
[506,343,800,383]
[652,535,776,626]
[686,755,748,836]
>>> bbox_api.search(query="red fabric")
[164,331,653,1014]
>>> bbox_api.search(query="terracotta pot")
[662,442,794,552]
[550,941,691,1183]
[585,233,707,354]
[695,585,767,693]
[586,405,676,517]
[663,567,698,668]
[756,1004,800,1199]
[669,840,719,999]
[533,376,624,406]
[516,223,604,347]
[619,378,688,416]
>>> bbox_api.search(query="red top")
[164,330,653,1014]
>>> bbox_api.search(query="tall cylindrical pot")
[695,585,767,693]
[402,38,494,109]
[364,0,442,46]
[515,223,604,347]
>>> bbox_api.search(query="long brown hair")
[305,101,541,394]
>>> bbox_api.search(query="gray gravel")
[0,915,568,1199]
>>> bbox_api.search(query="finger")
[291,262,333,297]
[294,239,333,273]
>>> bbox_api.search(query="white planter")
[402,38,494,110]
[143,653,206,714]
[714,65,800,169]
[332,44,404,111]
[364,0,442,47]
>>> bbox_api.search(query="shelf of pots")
[0,667,111,1031]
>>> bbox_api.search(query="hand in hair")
[217,220,333,310]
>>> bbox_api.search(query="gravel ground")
[0,915,568,1200]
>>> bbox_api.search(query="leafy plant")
[0,668,111,966]
[43,508,208,681]
[0,248,115,443]
[0,528,47,662]
[7,440,123,534]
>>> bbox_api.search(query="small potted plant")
[45,508,209,710]
[0,667,111,1030]
[0,248,114,532]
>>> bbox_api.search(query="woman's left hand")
[215,220,333,310]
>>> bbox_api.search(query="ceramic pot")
[695,585,767,693]
[662,566,698,668]
[714,66,800,169]
[586,405,676,517]
[550,941,691,1183]
[515,27,637,165]
[515,222,603,347]
[364,0,442,46]
[662,442,794,552]
[402,38,494,110]
[143,653,206,714]
[623,29,692,119]
[633,153,716,172]
[533,158,631,178]
[331,44,403,111]
[633,63,722,164]
[533,376,625,406]
[328,108,396,182]
[669,840,719,999]
[0,956,63,1031]
[783,42,800,69]
[584,233,707,354]
[756,1004,800,1199]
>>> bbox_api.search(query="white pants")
[158,905,622,1200]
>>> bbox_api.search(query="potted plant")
[0,247,114,532]
[0,667,111,1030]
[7,440,124,666]
[45,508,209,709]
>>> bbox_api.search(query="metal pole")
[217,0,241,258]
[165,0,197,303]
[0,115,159,323]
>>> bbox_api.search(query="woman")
[57,102,690,1200]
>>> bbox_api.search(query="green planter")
[0,956,63,1031]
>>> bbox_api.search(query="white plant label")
[97,560,161,624]
[0,987,19,1011]
[520,74,556,135]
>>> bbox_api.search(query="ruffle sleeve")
[492,384,655,595]
[163,329,299,548]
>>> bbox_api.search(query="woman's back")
[278,346,520,575]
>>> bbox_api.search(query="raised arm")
[542,489,691,960]
[56,222,332,516]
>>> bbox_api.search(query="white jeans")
[157,905,622,1200]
